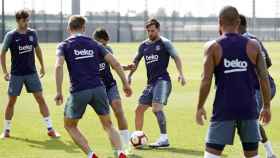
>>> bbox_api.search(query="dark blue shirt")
[99,45,117,89]
[57,35,109,93]
[134,37,177,85]
[1,28,39,75]
[212,33,258,121]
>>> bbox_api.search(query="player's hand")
[123,64,136,71]
[196,107,207,126]
[178,75,186,86]
[259,108,271,126]
[54,93,63,106]
[4,73,10,81]
[39,67,46,78]
[123,83,132,97]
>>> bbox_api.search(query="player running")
[54,15,132,158]
[239,14,277,158]
[93,28,134,154]
[127,18,186,148]
[0,10,60,139]
[196,6,272,158]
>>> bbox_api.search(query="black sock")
[153,111,167,134]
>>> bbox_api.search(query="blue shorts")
[106,85,121,105]
[206,120,261,145]
[64,86,110,119]
[139,80,172,106]
[8,73,42,96]
[255,76,276,113]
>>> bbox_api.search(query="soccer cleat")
[47,129,61,138]
[91,153,98,158]
[118,152,127,158]
[268,155,277,158]
[0,130,10,139]
[149,138,170,148]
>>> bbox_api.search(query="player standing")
[196,6,272,158]
[54,15,132,158]
[127,18,186,148]
[93,28,134,154]
[0,10,60,139]
[239,14,277,158]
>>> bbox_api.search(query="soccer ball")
[130,131,148,148]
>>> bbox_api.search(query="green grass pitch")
[0,42,279,158]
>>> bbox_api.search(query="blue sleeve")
[133,45,143,63]
[56,42,65,56]
[162,39,178,58]
[33,31,39,47]
[105,45,113,54]
[1,32,13,53]
[97,44,109,58]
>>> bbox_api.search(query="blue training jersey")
[98,45,117,89]
[212,33,258,121]
[1,28,39,76]
[134,36,177,85]
[56,34,109,93]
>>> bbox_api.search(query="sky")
[1,0,279,17]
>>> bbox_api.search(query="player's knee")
[242,142,258,157]
[152,103,163,113]
[206,143,225,154]
[64,120,77,131]
[135,106,145,115]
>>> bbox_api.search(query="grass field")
[0,42,279,158]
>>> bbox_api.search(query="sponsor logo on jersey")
[145,54,159,64]
[224,58,248,74]
[29,36,34,42]
[74,49,95,60]
[99,62,106,71]
[18,45,33,54]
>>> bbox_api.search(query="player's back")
[212,33,258,121]
[59,35,105,93]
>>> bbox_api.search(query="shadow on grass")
[136,146,228,157]
[10,136,79,153]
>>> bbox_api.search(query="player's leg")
[64,89,98,158]
[204,121,236,158]
[91,86,127,158]
[149,80,171,148]
[1,75,23,138]
[107,85,130,152]
[135,85,152,131]
[25,73,59,138]
[238,120,262,158]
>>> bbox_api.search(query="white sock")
[119,130,130,147]
[160,134,168,140]
[88,151,94,158]
[204,151,221,158]
[263,141,274,157]
[3,120,12,132]
[250,155,260,158]
[43,117,53,130]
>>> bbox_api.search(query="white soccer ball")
[130,131,148,148]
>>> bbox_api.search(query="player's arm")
[259,41,272,68]
[104,53,132,97]
[249,40,271,125]
[54,45,65,105]
[196,41,216,126]
[127,49,143,84]
[164,40,186,86]
[35,46,45,78]
[0,32,12,81]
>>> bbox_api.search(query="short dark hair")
[15,10,30,21]
[219,6,240,26]
[239,14,247,27]
[93,28,110,41]
[68,15,87,30]
[145,18,160,29]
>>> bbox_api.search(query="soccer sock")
[204,151,221,158]
[43,117,53,131]
[3,120,12,132]
[119,130,130,147]
[153,111,167,136]
[263,141,274,157]
[87,151,94,158]
[248,155,260,158]
[160,133,168,140]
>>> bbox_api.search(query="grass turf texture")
[0,42,279,158]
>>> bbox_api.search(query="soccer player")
[93,28,134,153]
[0,10,60,139]
[196,6,272,158]
[127,18,186,148]
[54,15,132,158]
[239,14,277,158]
